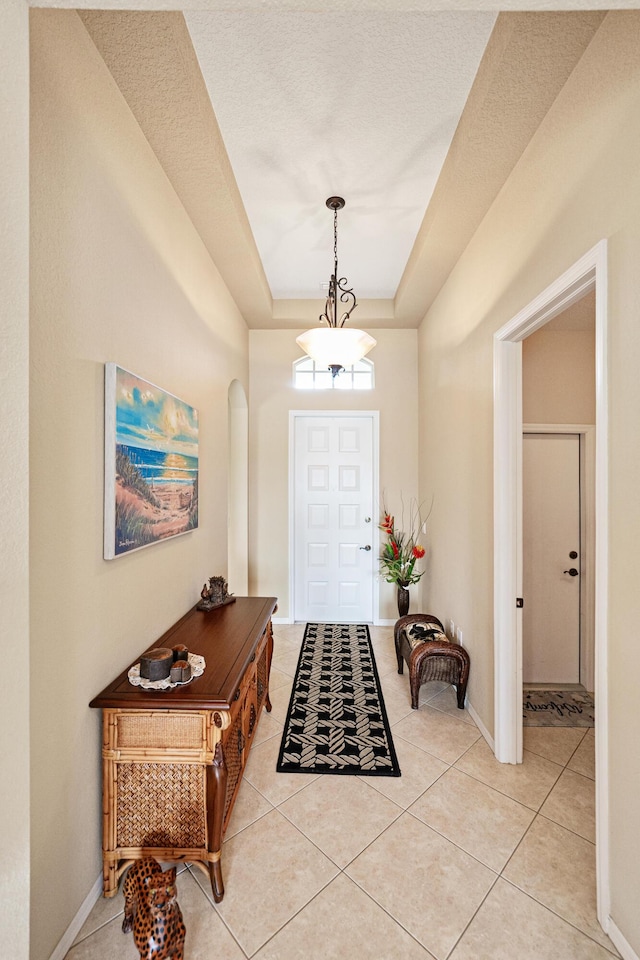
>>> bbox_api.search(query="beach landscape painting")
[104,364,199,559]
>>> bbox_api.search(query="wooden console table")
[90,595,277,902]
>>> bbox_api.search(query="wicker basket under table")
[90,596,276,903]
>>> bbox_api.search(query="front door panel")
[294,415,374,623]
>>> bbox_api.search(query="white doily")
[128,653,206,690]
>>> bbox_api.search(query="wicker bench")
[394,614,470,711]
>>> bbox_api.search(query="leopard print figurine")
[122,859,162,934]
[122,858,186,959]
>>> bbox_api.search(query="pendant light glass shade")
[296,327,376,369]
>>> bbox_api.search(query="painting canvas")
[104,364,199,559]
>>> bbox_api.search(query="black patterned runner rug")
[276,623,401,777]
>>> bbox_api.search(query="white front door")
[523,432,581,683]
[293,414,375,623]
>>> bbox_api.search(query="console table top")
[89,595,277,712]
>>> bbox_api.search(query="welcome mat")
[523,690,595,727]
[276,623,401,777]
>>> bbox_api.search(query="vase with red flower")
[379,498,429,618]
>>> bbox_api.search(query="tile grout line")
[522,727,590,765]
[186,865,252,959]
[442,869,503,960]
[274,779,407,869]
[447,754,564,813]
[498,874,620,958]
[536,771,597,842]
[335,869,440,958]
[400,805,508,877]
[496,809,612,953]
[67,910,124,950]
[242,875,339,959]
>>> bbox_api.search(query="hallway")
[66,624,614,960]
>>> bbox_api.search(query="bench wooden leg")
[456,667,469,709]
[409,670,421,710]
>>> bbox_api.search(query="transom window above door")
[293,357,374,390]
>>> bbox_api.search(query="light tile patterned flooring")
[67,624,617,960]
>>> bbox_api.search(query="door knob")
[364,517,372,523]
[563,568,579,576]
[360,545,371,551]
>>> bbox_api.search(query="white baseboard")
[374,619,396,627]
[467,699,495,752]
[271,616,294,625]
[608,918,640,960]
[49,873,103,960]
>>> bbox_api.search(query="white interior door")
[523,432,581,683]
[294,415,374,623]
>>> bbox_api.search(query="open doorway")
[493,240,609,926]
[522,295,595,704]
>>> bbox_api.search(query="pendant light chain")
[333,204,339,293]
[320,197,356,329]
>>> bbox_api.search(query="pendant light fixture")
[296,197,376,378]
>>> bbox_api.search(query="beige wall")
[249,330,420,622]
[418,12,640,950]
[0,3,30,959]
[523,326,595,424]
[29,11,248,958]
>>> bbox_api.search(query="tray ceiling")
[80,9,605,327]
[185,11,496,301]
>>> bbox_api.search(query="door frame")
[289,410,380,624]
[523,425,595,691]
[493,240,609,926]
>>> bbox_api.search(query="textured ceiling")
[185,11,496,301]
[79,10,273,325]
[80,9,605,328]
[394,11,605,324]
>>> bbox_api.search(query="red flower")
[412,545,425,559]
[381,513,394,534]
[391,540,399,559]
